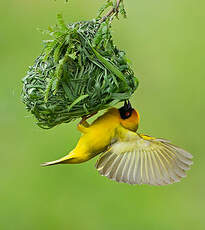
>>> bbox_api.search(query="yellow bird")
[42,101,193,185]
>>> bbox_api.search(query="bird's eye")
[119,107,133,119]
[125,111,130,117]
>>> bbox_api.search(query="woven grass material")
[22,15,138,129]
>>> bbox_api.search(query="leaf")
[57,14,68,32]
[68,52,77,60]
[97,0,113,18]
[44,77,54,103]
[119,1,127,18]
[67,95,89,112]
[91,46,128,86]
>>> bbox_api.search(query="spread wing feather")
[95,131,193,185]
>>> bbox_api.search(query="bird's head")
[118,101,140,132]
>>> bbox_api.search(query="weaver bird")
[42,101,193,185]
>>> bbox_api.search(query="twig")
[99,0,122,23]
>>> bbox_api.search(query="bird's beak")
[124,100,132,110]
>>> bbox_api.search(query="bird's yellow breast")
[73,108,120,160]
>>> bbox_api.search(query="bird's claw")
[80,111,98,124]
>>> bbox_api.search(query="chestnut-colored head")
[118,101,140,132]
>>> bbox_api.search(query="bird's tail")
[41,151,75,167]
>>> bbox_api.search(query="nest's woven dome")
[22,16,138,129]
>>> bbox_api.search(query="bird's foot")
[78,111,98,133]
[80,111,98,124]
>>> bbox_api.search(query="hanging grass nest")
[22,14,138,129]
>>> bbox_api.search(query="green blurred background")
[1,0,204,229]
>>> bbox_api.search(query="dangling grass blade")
[91,46,128,86]
[67,94,89,112]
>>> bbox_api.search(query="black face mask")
[119,100,133,119]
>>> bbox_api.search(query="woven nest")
[22,15,138,129]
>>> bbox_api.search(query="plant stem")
[99,0,122,23]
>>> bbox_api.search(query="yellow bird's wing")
[95,130,193,185]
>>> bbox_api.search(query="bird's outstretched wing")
[95,130,193,185]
